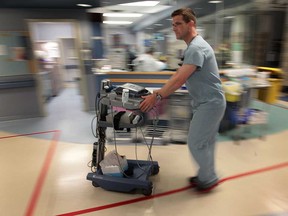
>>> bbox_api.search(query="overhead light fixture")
[154,23,163,26]
[77,4,92,7]
[224,16,235,19]
[91,36,104,40]
[103,13,143,17]
[103,21,132,25]
[208,1,222,3]
[119,1,159,7]
[144,5,171,13]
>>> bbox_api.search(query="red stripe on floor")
[219,161,288,184]
[24,130,61,216]
[57,185,194,216]
[57,161,288,216]
[0,130,60,140]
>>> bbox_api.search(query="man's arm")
[156,64,197,97]
[139,64,197,112]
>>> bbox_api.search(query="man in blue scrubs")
[140,8,226,192]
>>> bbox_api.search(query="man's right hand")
[139,94,157,112]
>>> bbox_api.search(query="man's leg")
[187,106,224,185]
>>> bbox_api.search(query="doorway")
[27,20,85,114]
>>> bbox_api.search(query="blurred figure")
[133,47,166,71]
[215,43,231,68]
[125,45,137,71]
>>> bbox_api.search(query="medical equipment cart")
[86,80,160,196]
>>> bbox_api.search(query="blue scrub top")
[183,35,225,108]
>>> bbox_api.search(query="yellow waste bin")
[222,81,242,102]
[257,78,283,104]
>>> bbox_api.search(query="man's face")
[172,15,189,40]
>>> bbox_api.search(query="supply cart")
[167,90,192,144]
[222,80,270,141]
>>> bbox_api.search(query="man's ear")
[189,20,195,27]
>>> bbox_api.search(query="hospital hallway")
[1,84,288,216]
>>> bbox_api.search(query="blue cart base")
[87,159,160,196]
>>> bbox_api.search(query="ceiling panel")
[0,0,284,33]
[0,0,148,9]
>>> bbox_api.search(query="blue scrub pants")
[187,101,226,184]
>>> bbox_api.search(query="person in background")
[133,47,166,72]
[139,8,226,192]
[125,45,137,71]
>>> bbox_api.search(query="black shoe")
[196,180,219,193]
[188,176,198,187]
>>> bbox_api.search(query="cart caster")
[92,181,99,187]
[151,165,160,175]
[142,187,153,196]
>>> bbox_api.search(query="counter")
[0,74,43,121]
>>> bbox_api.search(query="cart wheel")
[151,165,159,175]
[92,181,99,187]
[142,187,152,196]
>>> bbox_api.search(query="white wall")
[31,22,75,41]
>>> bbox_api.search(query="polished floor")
[1,85,288,216]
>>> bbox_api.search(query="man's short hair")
[171,8,197,24]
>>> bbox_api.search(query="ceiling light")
[119,1,159,7]
[103,21,132,25]
[103,13,143,17]
[144,5,171,13]
[154,23,163,26]
[224,16,235,19]
[77,4,92,7]
[208,1,222,3]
